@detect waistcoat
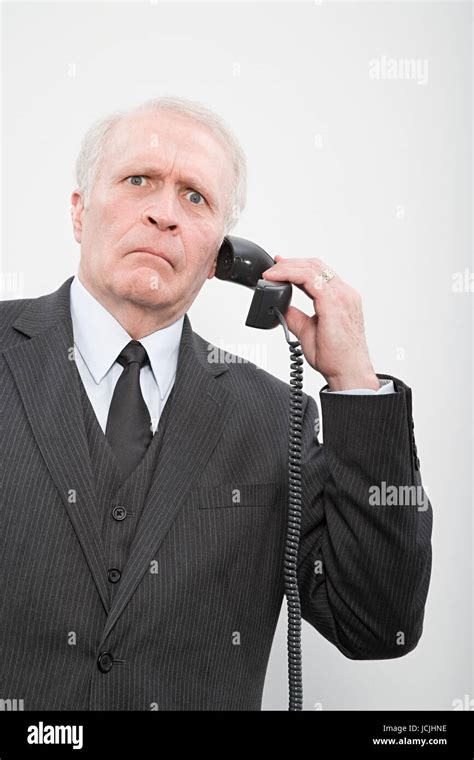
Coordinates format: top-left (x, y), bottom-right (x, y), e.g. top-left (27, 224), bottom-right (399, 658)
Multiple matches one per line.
top-left (77, 374), bottom-right (175, 606)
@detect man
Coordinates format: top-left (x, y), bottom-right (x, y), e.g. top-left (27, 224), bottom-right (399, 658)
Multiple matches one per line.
top-left (0, 96), bottom-right (432, 711)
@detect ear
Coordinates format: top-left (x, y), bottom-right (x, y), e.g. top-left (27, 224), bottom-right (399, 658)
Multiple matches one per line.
top-left (207, 256), bottom-right (218, 280)
top-left (70, 189), bottom-right (85, 244)
top-left (207, 251), bottom-right (219, 280)
top-left (208, 231), bottom-right (227, 279)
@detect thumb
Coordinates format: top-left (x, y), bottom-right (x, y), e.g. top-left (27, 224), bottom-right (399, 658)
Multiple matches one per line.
top-left (280, 304), bottom-right (312, 339)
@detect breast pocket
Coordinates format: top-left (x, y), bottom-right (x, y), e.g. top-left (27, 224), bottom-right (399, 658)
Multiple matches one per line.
top-left (194, 482), bottom-right (280, 509)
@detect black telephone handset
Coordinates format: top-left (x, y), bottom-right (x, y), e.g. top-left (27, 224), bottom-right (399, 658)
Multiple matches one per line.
top-left (215, 235), bottom-right (304, 711)
top-left (215, 235), bottom-right (292, 329)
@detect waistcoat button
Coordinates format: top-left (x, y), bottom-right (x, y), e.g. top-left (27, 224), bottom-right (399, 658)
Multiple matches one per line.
top-left (108, 568), bottom-right (121, 583)
top-left (112, 505), bottom-right (127, 521)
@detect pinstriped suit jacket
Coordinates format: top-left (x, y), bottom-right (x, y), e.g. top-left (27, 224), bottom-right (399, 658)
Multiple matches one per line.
top-left (0, 276), bottom-right (433, 710)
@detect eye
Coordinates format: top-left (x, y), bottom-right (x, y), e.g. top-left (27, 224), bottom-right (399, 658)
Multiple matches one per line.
top-left (125, 175), bottom-right (149, 187)
top-left (185, 189), bottom-right (206, 205)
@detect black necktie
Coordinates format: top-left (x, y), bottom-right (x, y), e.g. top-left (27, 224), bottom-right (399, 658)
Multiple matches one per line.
top-left (105, 340), bottom-right (153, 480)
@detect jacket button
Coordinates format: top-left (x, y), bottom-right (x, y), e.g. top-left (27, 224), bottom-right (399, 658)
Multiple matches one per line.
top-left (97, 651), bottom-right (114, 673)
top-left (112, 505), bottom-right (127, 521)
top-left (108, 568), bottom-right (121, 583)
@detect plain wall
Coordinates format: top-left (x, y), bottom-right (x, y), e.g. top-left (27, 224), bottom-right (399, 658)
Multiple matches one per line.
top-left (1, 0), bottom-right (471, 710)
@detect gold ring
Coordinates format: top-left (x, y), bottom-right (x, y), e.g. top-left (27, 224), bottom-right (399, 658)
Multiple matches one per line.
top-left (321, 268), bottom-right (335, 283)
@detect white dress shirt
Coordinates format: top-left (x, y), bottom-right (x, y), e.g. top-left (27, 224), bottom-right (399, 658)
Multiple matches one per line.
top-left (70, 275), bottom-right (184, 435)
top-left (322, 378), bottom-right (395, 394)
top-left (69, 275), bottom-right (395, 437)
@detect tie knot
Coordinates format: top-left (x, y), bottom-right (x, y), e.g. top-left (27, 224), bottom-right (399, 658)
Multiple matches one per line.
top-left (116, 340), bottom-right (150, 369)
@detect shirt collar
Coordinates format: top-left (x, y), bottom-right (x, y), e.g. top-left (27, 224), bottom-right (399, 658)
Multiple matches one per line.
top-left (69, 274), bottom-right (184, 400)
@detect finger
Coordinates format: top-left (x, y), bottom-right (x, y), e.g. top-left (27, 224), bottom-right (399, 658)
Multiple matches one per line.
top-left (270, 256), bottom-right (337, 275)
top-left (263, 263), bottom-right (338, 301)
top-left (281, 304), bottom-right (313, 339)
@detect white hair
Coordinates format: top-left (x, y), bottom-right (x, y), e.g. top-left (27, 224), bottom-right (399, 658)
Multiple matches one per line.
top-left (74, 96), bottom-right (247, 235)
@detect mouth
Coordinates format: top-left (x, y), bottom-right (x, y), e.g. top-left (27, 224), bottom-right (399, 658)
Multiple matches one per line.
top-left (131, 248), bottom-right (172, 265)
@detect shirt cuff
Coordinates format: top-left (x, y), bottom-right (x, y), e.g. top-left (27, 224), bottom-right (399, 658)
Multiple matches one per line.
top-left (321, 378), bottom-right (395, 395)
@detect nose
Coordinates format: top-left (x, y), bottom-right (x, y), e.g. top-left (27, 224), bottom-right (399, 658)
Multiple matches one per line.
top-left (141, 187), bottom-right (179, 232)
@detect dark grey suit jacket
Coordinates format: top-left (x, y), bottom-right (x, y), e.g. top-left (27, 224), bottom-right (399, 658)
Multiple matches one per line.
top-left (0, 276), bottom-right (433, 710)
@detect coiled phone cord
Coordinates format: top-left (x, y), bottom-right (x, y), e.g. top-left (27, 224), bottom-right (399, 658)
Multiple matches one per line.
top-left (273, 307), bottom-right (304, 711)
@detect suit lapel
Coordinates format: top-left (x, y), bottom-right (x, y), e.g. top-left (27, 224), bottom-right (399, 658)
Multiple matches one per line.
top-left (3, 277), bottom-right (110, 612)
top-left (4, 277), bottom-right (238, 639)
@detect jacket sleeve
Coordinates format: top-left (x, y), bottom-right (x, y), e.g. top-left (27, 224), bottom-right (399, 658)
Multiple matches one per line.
top-left (295, 374), bottom-right (433, 660)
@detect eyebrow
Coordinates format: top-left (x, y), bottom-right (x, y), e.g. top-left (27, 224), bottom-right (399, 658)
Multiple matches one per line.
top-left (116, 163), bottom-right (217, 203)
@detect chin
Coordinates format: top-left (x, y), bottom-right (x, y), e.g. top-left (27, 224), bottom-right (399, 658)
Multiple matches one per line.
top-left (112, 267), bottom-right (174, 308)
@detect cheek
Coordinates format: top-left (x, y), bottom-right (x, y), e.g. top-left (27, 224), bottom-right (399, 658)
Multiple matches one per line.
top-left (185, 218), bottom-right (221, 253)
top-left (88, 187), bottom-right (131, 230)
top-left (99, 200), bottom-right (131, 234)
top-left (184, 235), bottom-right (218, 274)
top-left (83, 202), bottom-right (127, 272)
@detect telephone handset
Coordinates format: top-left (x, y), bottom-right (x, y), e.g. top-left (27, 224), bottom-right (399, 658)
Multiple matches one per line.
top-left (215, 235), bottom-right (292, 329)
top-left (215, 235), bottom-right (304, 711)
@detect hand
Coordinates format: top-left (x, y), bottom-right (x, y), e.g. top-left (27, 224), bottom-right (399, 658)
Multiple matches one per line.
top-left (262, 255), bottom-right (380, 391)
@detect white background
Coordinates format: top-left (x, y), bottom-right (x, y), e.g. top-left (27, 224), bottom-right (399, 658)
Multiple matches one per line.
top-left (1, 0), bottom-right (472, 710)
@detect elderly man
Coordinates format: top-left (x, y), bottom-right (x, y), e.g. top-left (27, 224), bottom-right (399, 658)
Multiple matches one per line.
top-left (0, 96), bottom-right (432, 711)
